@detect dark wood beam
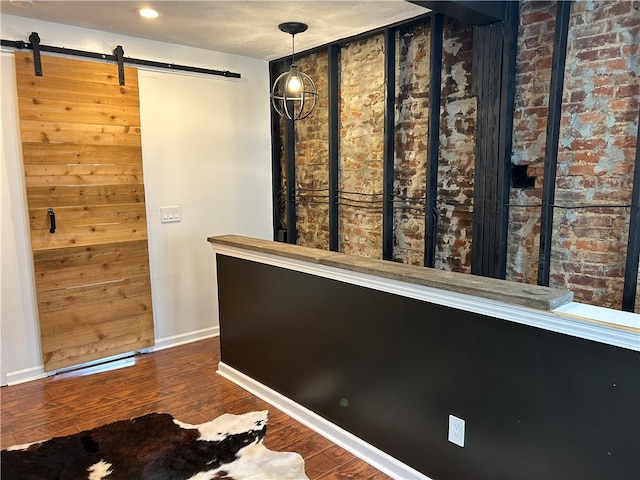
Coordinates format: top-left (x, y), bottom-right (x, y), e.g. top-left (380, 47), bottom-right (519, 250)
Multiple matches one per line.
top-left (537, 1), bottom-right (572, 286)
top-left (409, 1), bottom-right (506, 25)
top-left (270, 60), bottom-right (285, 242)
top-left (424, 13), bottom-right (443, 268)
top-left (622, 109), bottom-right (640, 312)
top-left (471, 22), bottom-right (503, 277)
top-left (496, 1), bottom-right (519, 278)
top-left (328, 45), bottom-right (340, 252)
top-left (285, 110), bottom-right (297, 244)
top-left (382, 28), bottom-right (396, 261)
top-left (470, 2), bottom-right (519, 278)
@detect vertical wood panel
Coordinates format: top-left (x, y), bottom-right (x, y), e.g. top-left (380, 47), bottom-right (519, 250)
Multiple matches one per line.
top-left (471, 9), bottom-right (518, 279)
top-left (487, 24), bottom-right (502, 276)
top-left (15, 52), bottom-right (154, 371)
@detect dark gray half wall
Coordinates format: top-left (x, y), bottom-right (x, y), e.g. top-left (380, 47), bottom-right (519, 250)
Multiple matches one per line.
top-left (216, 254), bottom-right (640, 479)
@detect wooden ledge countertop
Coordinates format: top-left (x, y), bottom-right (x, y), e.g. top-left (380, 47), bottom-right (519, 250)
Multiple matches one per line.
top-left (208, 235), bottom-right (574, 311)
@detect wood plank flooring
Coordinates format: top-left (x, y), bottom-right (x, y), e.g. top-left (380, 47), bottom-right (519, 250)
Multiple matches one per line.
top-left (0, 337), bottom-right (394, 480)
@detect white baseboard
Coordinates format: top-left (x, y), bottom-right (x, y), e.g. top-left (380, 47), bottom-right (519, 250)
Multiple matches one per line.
top-left (6, 366), bottom-right (47, 385)
top-left (217, 362), bottom-right (431, 480)
top-left (5, 327), bottom-right (220, 385)
top-left (146, 326), bottom-right (219, 352)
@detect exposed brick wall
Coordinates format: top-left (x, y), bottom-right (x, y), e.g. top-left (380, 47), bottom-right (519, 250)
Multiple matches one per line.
top-left (339, 34), bottom-right (386, 258)
top-left (550, 0), bottom-right (638, 309)
top-left (393, 23), bottom-right (430, 266)
top-left (507, 0), bottom-right (556, 284)
top-left (276, 1), bottom-right (638, 310)
top-left (508, 0), bottom-right (639, 309)
top-left (435, 19), bottom-right (475, 273)
top-left (295, 51), bottom-right (330, 250)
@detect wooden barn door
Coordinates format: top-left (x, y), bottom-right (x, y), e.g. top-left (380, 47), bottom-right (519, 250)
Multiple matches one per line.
top-left (15, 52), bottom-right (154, 372)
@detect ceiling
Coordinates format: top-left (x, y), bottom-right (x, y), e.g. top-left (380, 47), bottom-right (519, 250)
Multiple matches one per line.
top-left (0, 1), bottom-right (430, 61)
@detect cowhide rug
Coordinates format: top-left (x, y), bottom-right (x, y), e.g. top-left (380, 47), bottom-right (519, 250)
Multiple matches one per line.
top-left (1, 410), bottom-right (309, 480)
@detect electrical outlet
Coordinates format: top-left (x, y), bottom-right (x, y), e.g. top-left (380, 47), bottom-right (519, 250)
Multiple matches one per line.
top-left (448, 414), bottom-right (465, 447)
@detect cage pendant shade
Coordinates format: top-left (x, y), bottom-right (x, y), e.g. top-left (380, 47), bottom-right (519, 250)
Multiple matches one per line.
top-left (270, 22), bottom-right (318, 121)
top-left (271, 66), bottom-right (318, 120)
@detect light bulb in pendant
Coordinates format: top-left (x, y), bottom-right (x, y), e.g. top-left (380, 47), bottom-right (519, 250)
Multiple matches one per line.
top-left (286, 66), bottom-right (302, 94)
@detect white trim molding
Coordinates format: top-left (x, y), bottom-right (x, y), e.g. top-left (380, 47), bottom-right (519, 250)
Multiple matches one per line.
top-left (211, 244), bottom-right (640, 352)
top-left (5, 366), bottom-right (48, 386)
top-left (147, 326), bottom-right (219, 352)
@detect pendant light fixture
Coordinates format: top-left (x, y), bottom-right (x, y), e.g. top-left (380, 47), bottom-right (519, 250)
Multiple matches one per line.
top-left (270, 22), bottom-right (318, 121)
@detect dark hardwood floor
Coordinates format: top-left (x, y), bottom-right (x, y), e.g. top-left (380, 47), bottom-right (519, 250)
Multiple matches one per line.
top-left (0, 337), bottom-right (393, 479)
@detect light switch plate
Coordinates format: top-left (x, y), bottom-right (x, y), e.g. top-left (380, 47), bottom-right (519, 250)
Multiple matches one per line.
top-left (160, 206), bottom-right (181, 223)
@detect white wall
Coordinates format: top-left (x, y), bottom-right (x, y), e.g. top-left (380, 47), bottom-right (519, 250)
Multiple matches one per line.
top-left (0, 15), bottom-right (273, 384)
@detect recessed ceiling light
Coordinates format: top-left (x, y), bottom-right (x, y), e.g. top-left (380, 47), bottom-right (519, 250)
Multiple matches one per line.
top-left (136, 7), bottom-right (159, 19)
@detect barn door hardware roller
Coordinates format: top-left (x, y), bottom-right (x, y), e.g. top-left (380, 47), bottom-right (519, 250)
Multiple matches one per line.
top-left (113, 45), bottom-right (125, 85)
top-left (29, 32), bottom-right (42, 76)
top-left (47, 207), bottom-right (56, 234)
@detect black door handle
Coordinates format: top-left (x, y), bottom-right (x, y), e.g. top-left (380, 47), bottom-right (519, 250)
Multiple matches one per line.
top-left (48, 207), bottom-right (56, 234)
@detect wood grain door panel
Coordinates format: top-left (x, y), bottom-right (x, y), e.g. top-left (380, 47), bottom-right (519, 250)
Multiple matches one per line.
top-left (15, 52), bottom-right (155, 371)
top-left (22, 144), bottom-right (143, 165)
